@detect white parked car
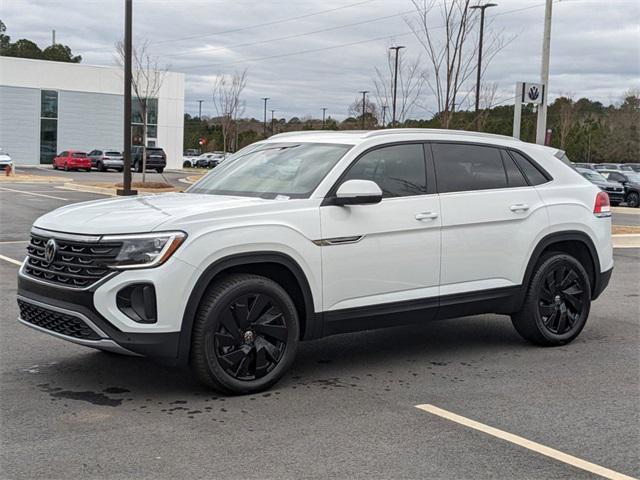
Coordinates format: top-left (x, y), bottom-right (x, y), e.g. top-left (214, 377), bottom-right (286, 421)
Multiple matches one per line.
top-left (0, 148), bottom-right (13, 170)
top-left (17, 129), bottom-right (613, 394)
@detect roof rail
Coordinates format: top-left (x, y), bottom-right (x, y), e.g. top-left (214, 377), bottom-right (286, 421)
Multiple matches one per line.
top-left (269, 130), bottom-right (368, 139)
top-left (363, 128), bottom-right (519, 141)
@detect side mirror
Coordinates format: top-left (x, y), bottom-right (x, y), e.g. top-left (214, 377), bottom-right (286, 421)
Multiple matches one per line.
top-left (330, 179), bottom-right (383, 206)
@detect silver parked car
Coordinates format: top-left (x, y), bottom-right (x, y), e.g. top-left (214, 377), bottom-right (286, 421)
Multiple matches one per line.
top-left (87, 149), bottom-right (124, 172)
top-left (0, 148), bottom-right (13, 171)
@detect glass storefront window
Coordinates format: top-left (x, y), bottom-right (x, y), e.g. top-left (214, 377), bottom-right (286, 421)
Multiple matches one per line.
top-left (40, 119), bottom-right (57, 164)
top-left (41, 90), bottom-right (58, 118)
top-left (131, 97), bottom-right (158, 145)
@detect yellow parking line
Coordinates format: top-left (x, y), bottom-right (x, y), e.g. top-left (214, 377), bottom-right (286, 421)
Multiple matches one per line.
top-left (415, 404), bottom-right (637, 480)
top-left (0, 254), bottom-right (23, 266)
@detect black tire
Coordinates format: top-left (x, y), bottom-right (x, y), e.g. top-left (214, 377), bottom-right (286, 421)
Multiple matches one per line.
top-left (511, 252), bottom-right (591, 346)
top-left (64, 163), bottom-right (69, 172)
top-left (190, 273), bottom-right (299, 394)
top-left (98, 161), bottom-right (106, 172)
top-left (156, 167), bottom-right (164, 174)
top-left (610, 201), bottom-right (620, 207)
top-left (183, 161), bottom-right (191, 168)
top-left (626, 191), bottom-right (639, 208)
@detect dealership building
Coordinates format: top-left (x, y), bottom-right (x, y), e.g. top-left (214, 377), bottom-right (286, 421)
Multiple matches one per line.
top-left (0, 56), bottom-right (185, 169)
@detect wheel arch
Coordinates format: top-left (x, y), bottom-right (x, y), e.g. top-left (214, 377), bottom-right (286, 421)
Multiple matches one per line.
top-left (519, 231), bottom-right (602, 308)
top-left (177, 251), bottom-right (318, 364)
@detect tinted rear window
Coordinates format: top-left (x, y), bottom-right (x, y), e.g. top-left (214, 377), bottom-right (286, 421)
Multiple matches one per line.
top-left (72, 152), bottom-right (87, 157)
top-left (501, 151), bottom-right (528, 187)
top-left (432, 143), bottom-right (507, 193)
top-left (509, 151), bottom-right (549, 185)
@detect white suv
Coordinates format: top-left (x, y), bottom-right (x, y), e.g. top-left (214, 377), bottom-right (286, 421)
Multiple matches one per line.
top-left (17, 129), bottom-right (613, 394)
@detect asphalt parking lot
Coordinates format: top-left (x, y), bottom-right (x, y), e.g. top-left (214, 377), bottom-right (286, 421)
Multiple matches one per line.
top-left (1, 181), bottom-right (639, 479)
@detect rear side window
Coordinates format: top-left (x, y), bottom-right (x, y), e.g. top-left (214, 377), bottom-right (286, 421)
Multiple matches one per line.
top-left (501, 151), bottom-right (528, 187)
top-left (509, 151), bottom-right (549, 185)
top-left (432, 143), bottom-right (507, 193)
top-left (105, 151), bottom-right (121, 156)
top-left (72, 152), bottom-right (87, 157)
top-left (341, 144), bottom-right (427, 198)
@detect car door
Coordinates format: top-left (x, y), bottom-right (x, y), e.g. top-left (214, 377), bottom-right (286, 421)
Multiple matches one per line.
top-left (431, 143), bottom-right (549, 296)
top-left (319, 143), bottom-right (441, 319)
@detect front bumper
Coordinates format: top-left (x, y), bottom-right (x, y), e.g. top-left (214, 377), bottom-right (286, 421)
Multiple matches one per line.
top-left (16, 256), bottom-right (198, 362)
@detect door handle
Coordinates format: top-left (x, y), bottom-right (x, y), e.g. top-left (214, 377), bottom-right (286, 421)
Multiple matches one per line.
top-left (415, 212), bottom-right (439, 221)
top-left (510, 204), bottom-right (530, 212)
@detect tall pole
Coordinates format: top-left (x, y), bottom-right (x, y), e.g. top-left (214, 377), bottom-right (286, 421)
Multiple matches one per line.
top-left (262, 97), bottom-right (269, 137)
top-left (197, 100), bottom-right (204, 119)
top-left (536, 0), bottom-right (553, 145)
top-left (470, 4), bottom-right (497, 132)
top-left (359, 91), bottom-right (369, 129)
top-left (118, 0), bottom-right (135, 196)
top-left (271, 109), bottom-right (275, 134)
top-left (321, 107), bottom-right (327, 129)
top-left (389, 46), bottom-right (405, 127)
top-left (52, 29), bottom-right (56, 45)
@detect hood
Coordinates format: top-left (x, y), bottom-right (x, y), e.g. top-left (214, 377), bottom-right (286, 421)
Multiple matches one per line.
top-left (33, 192), bottom-right (272, 235)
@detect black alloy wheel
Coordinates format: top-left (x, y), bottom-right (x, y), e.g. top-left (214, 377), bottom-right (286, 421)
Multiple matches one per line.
top-left (511, 253), bottom-right (591, 346)
top-left (190, 273), bottom-right (299, 394)
top-left (538, 263), bottom-right (586, 335)
top-left (211, 293), bottom-right (288, 381)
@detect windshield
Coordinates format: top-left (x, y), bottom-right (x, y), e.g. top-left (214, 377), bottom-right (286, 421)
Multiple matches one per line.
top-left (582, 171), bottom-right (606, 182)
top-left (624, 172), bottom-right (640, 182)
top-left (188, 142), bottom-right (352, 199)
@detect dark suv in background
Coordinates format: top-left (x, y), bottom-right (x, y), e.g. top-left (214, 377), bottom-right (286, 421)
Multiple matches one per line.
top-left (131, 146), bottom-right (166, 173)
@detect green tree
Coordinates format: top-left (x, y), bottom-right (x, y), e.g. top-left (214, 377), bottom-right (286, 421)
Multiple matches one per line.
top-left (0, 20), bottom-right (82, 62)
top-left (42, 44), bottom-right (81, 63)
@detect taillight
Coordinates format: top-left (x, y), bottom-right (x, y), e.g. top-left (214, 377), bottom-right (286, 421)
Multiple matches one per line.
top-left (594, 191), bottom-right (611, 217)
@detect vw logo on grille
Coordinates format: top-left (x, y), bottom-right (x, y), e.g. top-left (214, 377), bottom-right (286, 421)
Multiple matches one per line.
top-left (44, 238), bottom-right (57, 265)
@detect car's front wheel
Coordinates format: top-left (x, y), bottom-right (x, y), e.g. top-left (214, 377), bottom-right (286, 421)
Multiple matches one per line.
top-left (511, 252), bottom-right (591, 346)
top-left (190, 274), bottom-right (299, 394)
top-left (626, 191), bottom-right (639, 208)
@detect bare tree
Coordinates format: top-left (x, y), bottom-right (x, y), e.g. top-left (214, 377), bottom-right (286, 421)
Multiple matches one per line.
top-left (372, 46), bottom-right (426, 126)
top-left (347, 96), bottom-right (378, 129)
top-left (556, 96), bottom-right (575, 150)
top-left (475, 81), bottom-right (500, 131)
top-left (116, 40), bottom-right (168, 182)
top-left (406, 0), bottom-right (507, 128)
top-left (212, 69), bottom-right (247, 156)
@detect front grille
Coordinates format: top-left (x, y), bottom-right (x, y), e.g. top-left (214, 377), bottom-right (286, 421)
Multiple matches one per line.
top-left (18, 299), bottom-right (101, 340)
top-left (24, 233), bottom-right (122, 288)
top-left (605, 187), bottom-right (623, 193)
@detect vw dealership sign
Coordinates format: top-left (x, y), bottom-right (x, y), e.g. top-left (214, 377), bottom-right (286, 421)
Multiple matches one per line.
top-left (521, 82), bottom-right (544, 105)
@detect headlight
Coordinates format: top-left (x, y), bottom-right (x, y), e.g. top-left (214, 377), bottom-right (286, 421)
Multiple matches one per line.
top-left (101, 231), bottom-right (187, 270)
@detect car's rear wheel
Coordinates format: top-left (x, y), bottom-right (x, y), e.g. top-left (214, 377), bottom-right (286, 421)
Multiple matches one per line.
top-left (64, 163), bottom-right (69, 171)
top-left (98, 161), bottom-right (106, 172)
top-left (626, 191), bottom-right (639, 208)
top-left (511, 252), bottom-right (591, 346)
top-left (190, 274), bottom-right (299, 394)
top-left (156, 167), bottom-right (164, 174)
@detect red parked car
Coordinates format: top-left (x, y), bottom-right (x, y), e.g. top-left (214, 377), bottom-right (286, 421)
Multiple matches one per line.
top-left (52, 150), bottom-right (92, 171)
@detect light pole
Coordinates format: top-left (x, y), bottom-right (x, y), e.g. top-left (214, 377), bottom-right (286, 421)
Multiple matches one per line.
top-left (359, 91), bottom-right (369, 129)
top-left (271, 109), bottom-right (276, 135)
top-left (470, 3), bottom-right (497, 131)
top-left (197, 99), bottom-right (204, 119)
top-left (118, 0), bottom-right (135, 196)
top-left (262, 97), bottom-right (269, 137)
top-left (536, 0), bottom-right (553, 145)
top-left (321, 107), bottom-right (327, 129)
top-left (389, 46), bottom-right (405, 127)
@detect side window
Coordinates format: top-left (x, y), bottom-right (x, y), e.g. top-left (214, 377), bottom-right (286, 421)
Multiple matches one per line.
top-left (609, 173), bottom-right (624, 182)
top-left (341, 144), bottom-right (427, 198)
top-left (501, 150), bottom-right (528, 187)
top-left (432, 143), bottom-right (507, 193)
top-left (509, 151), bottom-right (549, 185)
top-left (60, 151), bottom-right (67, 157)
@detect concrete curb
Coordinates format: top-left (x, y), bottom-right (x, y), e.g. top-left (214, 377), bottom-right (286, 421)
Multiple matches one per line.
top-left (0, 176), bottom-right (70, 184)
top-left (60, 183), bottom-right (116, 196)
top-left (612, 234), bottom-right (640, 249)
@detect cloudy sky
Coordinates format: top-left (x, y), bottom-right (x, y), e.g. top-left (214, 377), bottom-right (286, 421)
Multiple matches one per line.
top-left (2, 0), bottom-right (639, 120)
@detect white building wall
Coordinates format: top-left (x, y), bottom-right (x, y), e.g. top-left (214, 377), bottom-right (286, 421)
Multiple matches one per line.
top-left (0, 56), bottom-right (185, 168)
top-left (0, 86), bottom-right (40, 165)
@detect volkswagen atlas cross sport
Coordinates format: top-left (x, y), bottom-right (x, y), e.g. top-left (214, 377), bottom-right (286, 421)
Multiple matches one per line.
top-left (17, 129), bottom-right (613, 394)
